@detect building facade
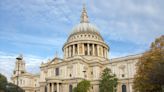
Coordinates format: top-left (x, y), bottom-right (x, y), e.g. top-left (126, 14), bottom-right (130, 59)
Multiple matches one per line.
top-left (11, 5), bottom-right (142, 92)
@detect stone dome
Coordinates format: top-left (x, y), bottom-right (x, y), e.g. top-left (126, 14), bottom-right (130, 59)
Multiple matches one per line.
top-left (67, 22), bottom-right (104, 42)
top-left (71, 23), bottom-right (100, 35)
top-left (63, 5), bottom-right (109, 60)
top-left (67, 6), bottom-right (103, 42)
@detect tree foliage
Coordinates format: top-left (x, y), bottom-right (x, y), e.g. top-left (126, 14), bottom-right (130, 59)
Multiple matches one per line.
top-left (0, 73), bottom-right (8, 92)
top-left (99, 68), bottom-right (118, 92)
top-left (6, 83), bottom-right (25, 92)
top-left (73, 80), bottom-right (90, 92)
top-left (0, 73), bottom-right (24, 92)
top-left (134, 35), bottom-right (164, 92)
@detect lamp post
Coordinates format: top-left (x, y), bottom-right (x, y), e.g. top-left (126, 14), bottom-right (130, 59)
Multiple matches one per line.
top-left (16, 55), bottom-right (22, 92)
top-left (6, 84), bottom-right (9, 92)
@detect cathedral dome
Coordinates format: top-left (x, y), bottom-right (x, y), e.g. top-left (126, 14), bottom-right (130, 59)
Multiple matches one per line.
top-left (67, 5), bottom-right (103, 42)
top-left (63, 5), bottom-right (109, 60)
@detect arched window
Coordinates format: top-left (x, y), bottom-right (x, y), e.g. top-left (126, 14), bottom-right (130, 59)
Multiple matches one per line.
top-left (122, 84), bottom-right (127, 92)
top-left (69, 85), bottom-right (73, 92)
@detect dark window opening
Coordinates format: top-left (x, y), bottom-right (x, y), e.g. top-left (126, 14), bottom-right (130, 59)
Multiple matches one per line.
top-left (89, 44), bottom-right (92, 55)
top-left (95, 44), bottom-right (98, 56)
top-left (84, 43), bottom-right (87, 55)
top-left (122, 84), bottom-right (127, 92)
top-left (75, 44), bottom-right (77, 54)
top-left (70, 74), bottom-right (72, 77)
top-left (56, 68), bottom-right (59, 76)
top-left (21, 71), bottom-right (24, 74)
top-left (122, 74), bottom-right (125, 77)
top-left (91, 71), bottom-right (93, 75)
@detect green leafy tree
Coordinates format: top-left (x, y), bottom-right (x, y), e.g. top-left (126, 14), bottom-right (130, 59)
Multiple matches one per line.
top-left (0, 73), bottom-right (24, 92)
top-left (6, 83), bottom-right (25, 92)
top-left (0, 73), bottom-right (8, 92)
top-left (134, 35), bottom-right (164, 92)
top-left (73, 80), bottom-right (90, 92)
top-left (99, 68), bottom-right (118, 92)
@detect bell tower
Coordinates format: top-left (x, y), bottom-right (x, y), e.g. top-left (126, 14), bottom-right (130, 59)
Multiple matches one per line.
top-left (13, 54), bottom-right (26, 76)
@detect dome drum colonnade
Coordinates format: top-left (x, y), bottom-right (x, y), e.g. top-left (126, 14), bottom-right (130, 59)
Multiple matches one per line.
top-left (63, 5), bottom-right (109, 59)
top-left (63, 38), bottom-right (109, 59)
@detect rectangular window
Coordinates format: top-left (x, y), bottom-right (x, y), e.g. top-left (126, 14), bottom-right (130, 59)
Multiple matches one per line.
top-left (55, 68), bottom-right (59, 76)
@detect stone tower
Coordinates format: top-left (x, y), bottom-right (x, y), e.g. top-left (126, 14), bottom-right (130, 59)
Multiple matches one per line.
top-left (13, 54), bottom-right (26, 77)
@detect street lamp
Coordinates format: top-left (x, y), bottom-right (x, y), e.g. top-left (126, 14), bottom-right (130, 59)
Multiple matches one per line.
top-left (16, 55), bottom-right (22, 92)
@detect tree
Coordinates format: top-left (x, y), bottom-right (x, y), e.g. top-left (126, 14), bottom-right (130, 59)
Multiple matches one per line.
top-left (6, 83), bottom-right (25, 92)
top-left (99, 68), bottom-right (118, 92)
top-left (134, 35), bottom-right (164, 92)
top-left (0, 73), bottom-right (24, 92)
top-left (73, 80), bottom-right (90, 92)
top-left (0, 73), bottom-right (8, 92)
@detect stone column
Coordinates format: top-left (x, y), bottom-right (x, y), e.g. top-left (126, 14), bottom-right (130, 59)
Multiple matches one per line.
top-left (51, 83), bottom-right (54, 92)
top-left (57, 83), bottom-right (59, 92)
top-left (106, 48), bottom-right (108, 58)
top-left (67, 47), bottom-right (69, 58)
top-left (66, 48), bottom-right (68, 58)
top-left (103, 47), bottom-right (106, 57)
top-left (100, 46), bottom-right (103, 57)
top-left (87, 43), bottom-right (90, 55)
top-left (107, 49), bottom-right (109, 58)
top-left (97, 45), bottom-right (99, 56)
top-left (63, 48), bottom-right (65, 58)
top-left (82, 43), bottom-right (84, 55)
top-left (73, 45), bottom-right (75, 56)
top-left (47, 83), bottom-right (50, 92)
top-left (71, 46), bottom-right (73, 57)
top-left (77, 44), bottom-right (79, 55)
top-left (92, 44), bottom-right (95, 56)
top-left (104, 48), bottom-right (107, 58)
top-left (64, 48), bottom-right (66, 58)
top-left (65, 47), bottom-right (68, 58)
top-left (69, 46), bottom-right (71, 57)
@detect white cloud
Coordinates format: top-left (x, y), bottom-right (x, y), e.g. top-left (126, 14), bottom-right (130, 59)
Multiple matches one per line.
top-left (89, 0), bottom-right (164, 46)
top-left (0, 51), bottom-right (48, 81)
top-left (0, 30), bottom-right (66, 48)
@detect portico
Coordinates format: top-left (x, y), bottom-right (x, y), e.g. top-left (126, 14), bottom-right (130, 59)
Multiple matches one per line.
top-left (46, 79), bottom-right (63, 92)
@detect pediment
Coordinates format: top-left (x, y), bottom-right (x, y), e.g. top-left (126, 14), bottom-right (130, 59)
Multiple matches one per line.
top-left (50, 57), bottom-right (63, 65)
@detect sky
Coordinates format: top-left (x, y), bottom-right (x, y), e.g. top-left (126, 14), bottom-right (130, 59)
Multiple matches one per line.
top-left (0, 0), bottom-right (163, 80)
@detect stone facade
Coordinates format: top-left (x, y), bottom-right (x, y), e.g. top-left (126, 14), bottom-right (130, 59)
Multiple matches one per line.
top-left (11, 5), bottom-right (142, 92)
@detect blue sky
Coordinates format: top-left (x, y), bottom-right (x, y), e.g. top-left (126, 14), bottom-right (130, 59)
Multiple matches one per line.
top-left (0, 0), bottom-right (164, 80)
